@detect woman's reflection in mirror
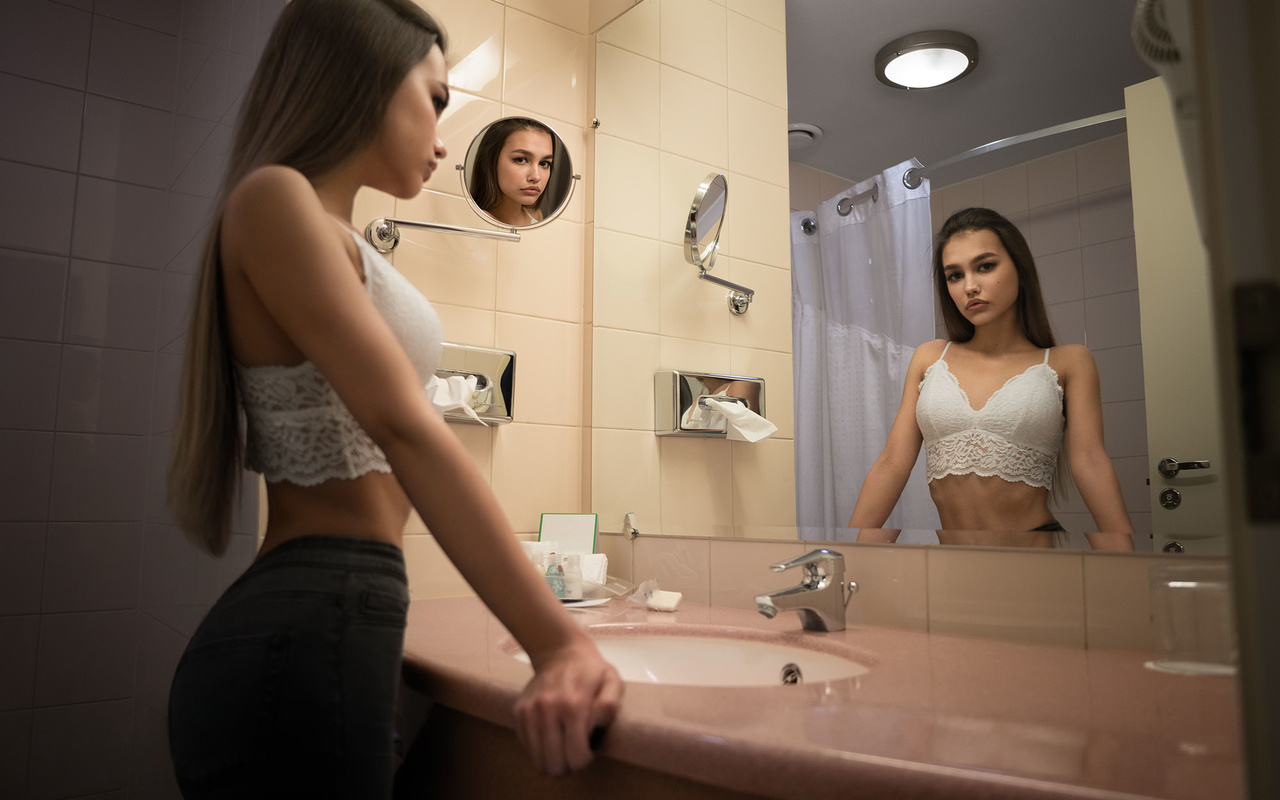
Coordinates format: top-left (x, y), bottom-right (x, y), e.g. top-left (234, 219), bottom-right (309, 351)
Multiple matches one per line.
top-left (848, 208), bottom-right (1135, 552)
top-left (470, 117), bottom-right (556, 226)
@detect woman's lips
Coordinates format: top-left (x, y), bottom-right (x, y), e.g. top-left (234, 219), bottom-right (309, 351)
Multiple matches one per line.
top-left (966, 300), bottom-right (987, 310)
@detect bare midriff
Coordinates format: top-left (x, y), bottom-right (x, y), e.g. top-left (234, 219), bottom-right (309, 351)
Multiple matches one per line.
top-left (927, 472), bottom-right (1055, 531)
top-left (257, 472), bottom-right (411, 556)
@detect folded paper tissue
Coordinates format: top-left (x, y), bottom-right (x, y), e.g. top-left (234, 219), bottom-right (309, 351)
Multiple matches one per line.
top-left (700, 397), bottom-right (777, 442)
top-left (425, 374), bottom-right (486, 424)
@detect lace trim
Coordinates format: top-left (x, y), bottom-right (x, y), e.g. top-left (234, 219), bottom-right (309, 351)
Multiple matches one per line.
top-left (925, 430), bottom-right (1056, 489)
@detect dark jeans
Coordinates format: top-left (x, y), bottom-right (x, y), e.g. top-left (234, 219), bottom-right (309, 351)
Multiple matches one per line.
top-left (168, 536), bottom-right (409, 799)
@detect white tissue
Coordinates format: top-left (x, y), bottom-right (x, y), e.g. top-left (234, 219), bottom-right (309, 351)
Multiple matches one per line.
top-left (425, 374), bottom-right (488, 425)
top-left (579, 553), bottom-right (608, 587)
top-left (701, 397), bottom-right (777, 442)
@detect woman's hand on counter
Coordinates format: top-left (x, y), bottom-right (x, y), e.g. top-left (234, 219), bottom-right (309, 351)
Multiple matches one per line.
top-left (513, 639), bottom-right (624, 775)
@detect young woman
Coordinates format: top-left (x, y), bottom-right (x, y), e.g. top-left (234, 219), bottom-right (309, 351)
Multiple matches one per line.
top-left (165, 1), bottom-right (622, 796)
top-left (469, 117), bottom-right (556, 226)
top-left (848, 207), bottom-right (1135, 550)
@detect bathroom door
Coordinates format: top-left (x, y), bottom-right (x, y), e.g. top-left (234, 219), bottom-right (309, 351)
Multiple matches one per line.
top-left (1127, 78), bottom-right (1230, 555)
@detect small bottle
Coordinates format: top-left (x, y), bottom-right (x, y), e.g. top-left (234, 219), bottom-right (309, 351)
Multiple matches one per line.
top-left (562, 554), bottom-right (583, 601)
top-left (544, 553), bottom-right (566, 599)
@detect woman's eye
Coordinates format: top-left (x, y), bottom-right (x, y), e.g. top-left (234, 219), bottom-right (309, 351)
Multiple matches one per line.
top-left (513, 156), bottom-right (528, 164)
top-left (945, 272), bottom-right (961, 282)
top-left (433, 97), bottom-right (447, 114)
top-left (539, 160), bottom-right (553, 169)
top-left (978, 261), bottom-right (996, 272)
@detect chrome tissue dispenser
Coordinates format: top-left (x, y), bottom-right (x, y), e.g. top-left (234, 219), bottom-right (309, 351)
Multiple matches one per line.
top-left (654, 370), bottom-right (766, 437)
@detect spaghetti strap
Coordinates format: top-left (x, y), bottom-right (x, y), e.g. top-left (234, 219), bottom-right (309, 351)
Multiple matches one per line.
top-left (1043, 348), bottom-right (1051, 364)
top-left (940, 341), bottom-right (952, 359)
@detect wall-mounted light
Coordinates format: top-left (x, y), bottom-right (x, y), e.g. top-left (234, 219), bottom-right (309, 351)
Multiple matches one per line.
top-left (875, 30), bottom-right (978, 90)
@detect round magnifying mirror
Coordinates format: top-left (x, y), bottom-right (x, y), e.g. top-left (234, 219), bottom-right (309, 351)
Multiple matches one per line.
top-left (461, 116), bottom-right (578, 230)
top-left (685, 173), bottom-right (727, 271)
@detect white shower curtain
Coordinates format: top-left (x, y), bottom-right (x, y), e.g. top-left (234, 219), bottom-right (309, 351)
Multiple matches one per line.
top-left (792, 159), bottom-right (939, 537)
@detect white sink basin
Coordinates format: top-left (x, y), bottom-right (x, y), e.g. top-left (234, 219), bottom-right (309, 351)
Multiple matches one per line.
top-left (513, 633), bottom-right (869, 687)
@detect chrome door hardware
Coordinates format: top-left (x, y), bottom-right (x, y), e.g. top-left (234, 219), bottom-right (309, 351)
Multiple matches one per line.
top-left (1157, 457), bottom-right (1211, 478)
top-left (1159, 488), bottom-right (1182, 510)
top-left (1162, 541), bottom-right (1186, 553)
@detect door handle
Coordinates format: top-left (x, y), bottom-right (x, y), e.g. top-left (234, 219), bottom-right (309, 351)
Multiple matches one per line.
top-left (1157, 457), bottom-right (1211, 479)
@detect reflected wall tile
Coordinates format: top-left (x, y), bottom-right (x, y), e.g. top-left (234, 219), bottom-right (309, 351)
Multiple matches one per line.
top-left (72, 178), bottom-right (175, 269)
top-left (1079, 185), bottom-right (1134, 246)
top-left (1085, 291), bottom-right (1141, 349)
top-left (0, 249), bottom-right (67, 342)
top-left (982, 164), bottom-right (1029, 216)
top-left (503, 9), bottom-right (588, 125)
top-left (0, 524), bottom-right (45, 616)
top-left (595, 532), bottom-right (634, 582)
top-left (28, 699), bottom-right (132, 799)
top-left (788, 163), bottom-right (821, 212)
top-left (659, 66), bottom-right (727, 167)
top-left (98, 0), bottom-right (184, 35)
top-left (658, 437), bottom-right (733, 531)
top-left (494, 313), bottom-right (582, 426)
top-left (403, 535), bottom-right (473, 600)
top-left (729, 346), bottom-right (792, 438)
top-left (35, 610), bottom-right (139, 706)
top-left (143, 434), bottom-right (174, 526)
top-left (727, 260), bottom-right (791, 352)
top-left (174, 42), bottom-right (231, 122)
top-left (1026, 199), bottom-right (1080, 257)
top-left (180, 0), bottom-right (236, 48)
top-left (927, 548), bottom-right (1086, 647)
top-left (43, 523), bottom-right (143, 613)
top-left (80, 95), bottom-right (175, 188)
top-left (1084, 554), bottom-right (1159, 650)
top-left (632, 535), bottom-right (710, 604)
top-left (727, 0), bottom-right (785, 31)
top-left (49, 433), bottom-right (148, 522)
top-left (660, 0), bottom-right (726, 85)
top-left (491, 423), bottom-right (582, 532)
top-left (1036, 249), bottom-right (1084, 305)
top-left (0, 340), bottom-right (60, 430)
top-left (392, 191), bottom-right (498, 309)
top-left (88, 15), bottom-right (179, 111)
top-left (0, 73), bottom-right (84, 172)
top-left (658, 151), bottom-right (719, 248)
top-left (1027, 151), bottom-right (1077, 209)
top-left (434, 92), bottom-right (502, 199)
top-left (595, 44), bottom-right (659, 149)
top-left (427, 0), bottom-right (504, 100)
top-left (1082, 236), bottom-right (1138, 297)
top-left (823, 543), bottom-right (928, 631)
top-left (0, 710), bottom-right (32, 797)
top-left (659, 243), bottom-right (732, 344)
top-left (728, 91), bottom-right (788, 189)
top-left (0, 431), bottom-right (55, 522)
top-left (593, 229), bottom-right (661, 334)
top-left (817, 171), bottom-right (856, 210)
top-left (0, 1), bottom-right (91, 89)
top-left (1076, 134), bottom-right (1130, 196)
top-left (708, 539), bottom-right (801, 611)
top-left (724, 173), bottom-right (789, 269)
top-left (0, 162), bottom-right (76, 256)
top-left (726, 10), bottom-right (786, 107)
top-left (64, 260), bottom-right (162, 350)
top-left (509, 0), bottom-right (589, 33)
top-left (595, 0), bottom-right (659, 59)
top-left (591, 327), bottom-right (659, 430)
top-left (496, 220), bottom-right (584, 323)
top-left (57, 346), bottom-right (155, 435)
top-left (156, 271), bottom-right (194, 353)
top-left (0, 616), bottom-right (39, 712)
top-left (170, 113), bottom-right (215, 189)
top-left (134, 611), bottom-right (187, 715)
top-left (171, 123), bottom-right (231, 197)
top-left (592, 428), bottom-right (661, 536)
top-left (130, 698), bottom-right (174, 788)
top-left (1094, 344), bottom-right (1145, 402)
top-left (594, 135), bottom-right (660, 238)
top-left (729, 437), bottom-right (794, 527)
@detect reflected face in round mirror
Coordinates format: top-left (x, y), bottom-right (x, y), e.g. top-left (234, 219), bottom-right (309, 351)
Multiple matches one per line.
top-left (464, 117), bottom-right (576, 229)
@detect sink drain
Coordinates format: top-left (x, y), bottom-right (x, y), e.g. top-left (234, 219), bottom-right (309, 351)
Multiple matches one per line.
top-left (780, 663), bottom-right (803, 685)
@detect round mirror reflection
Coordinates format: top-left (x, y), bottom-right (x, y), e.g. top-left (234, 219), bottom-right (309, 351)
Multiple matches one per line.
top-left (461, 116), bottom-right (577, 230)
top-left (685, 173), bottom-right (727, 271)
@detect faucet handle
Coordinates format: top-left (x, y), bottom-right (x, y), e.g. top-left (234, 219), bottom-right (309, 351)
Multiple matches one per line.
top-left (770, 548), bottom-right (843, 575)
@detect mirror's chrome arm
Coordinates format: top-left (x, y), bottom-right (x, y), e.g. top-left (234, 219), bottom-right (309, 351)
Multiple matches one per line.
top-left (697, 268), bottom-right (755, 315)
top-left (365, 218), bottom-right (520, 253)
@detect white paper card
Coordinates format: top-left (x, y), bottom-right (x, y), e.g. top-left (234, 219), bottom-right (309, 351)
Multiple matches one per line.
top-left (538, 513), bottom-right (598, 555)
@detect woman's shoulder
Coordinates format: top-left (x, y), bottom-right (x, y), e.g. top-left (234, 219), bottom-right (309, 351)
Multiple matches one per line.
top-left (1047, 344), bottom-right (1098, 379)
top-left (913, 338), bottom-right (949, 362)
top-left (226, 165), bottom-right (316, 217)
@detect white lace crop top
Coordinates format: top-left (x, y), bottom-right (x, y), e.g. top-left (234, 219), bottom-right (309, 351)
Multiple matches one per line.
top-left (235, 232), bottom-right (443, 486)
top-left (915, 342), bottom-right (1064, 489)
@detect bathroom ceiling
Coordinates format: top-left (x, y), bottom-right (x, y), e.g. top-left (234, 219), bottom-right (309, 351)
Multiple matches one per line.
top-left (785, 0), bottom-right (1158, 188)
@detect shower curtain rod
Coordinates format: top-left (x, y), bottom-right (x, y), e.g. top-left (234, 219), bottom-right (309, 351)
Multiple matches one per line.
top-left (902, 109), bottom-right (1127, 189)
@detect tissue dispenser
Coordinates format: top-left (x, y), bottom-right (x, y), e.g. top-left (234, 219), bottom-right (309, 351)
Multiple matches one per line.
top-left (436, 342), bottom-right (515, 425)
top-left (654, 370), bottom-right (766, 437)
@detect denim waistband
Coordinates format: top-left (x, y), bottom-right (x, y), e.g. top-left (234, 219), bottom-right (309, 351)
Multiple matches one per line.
top-left (250, 535), bottom-right (407, 580)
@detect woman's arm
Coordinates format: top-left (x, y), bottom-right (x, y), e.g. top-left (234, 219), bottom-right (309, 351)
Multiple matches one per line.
top-left (222, 167), bottom-right (621, 774)
top-left (847, 342), bottom-right (937, 529)
top-left (1058, 345), bottom-right (1136, 546)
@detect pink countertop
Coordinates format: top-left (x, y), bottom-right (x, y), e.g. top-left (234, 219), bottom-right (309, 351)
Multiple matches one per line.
top-left (401, 596), bottom-right (1242, 800)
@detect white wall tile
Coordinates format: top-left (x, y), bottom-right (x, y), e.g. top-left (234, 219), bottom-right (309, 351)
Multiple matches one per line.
top-left (724, 172), bottom-right (790, 268)
top-left (494, 314), bottom-right (582, 426)
top-left (0, 249), bottom-right (68, 342)
top-left (1026, 198), bottom-right (1080, 257)
top-left (594, 135), bottom-right (660, 238)
top-left (632, 534), bottom-right (710, 602)
top-left (593, 229), bottom-right (661, 334)
top-left (43, 523), bottom-right (143, 613)
top-left (1082, 236), bottom-right (1139, 300)
top-left (0, 1), bottom-right (92, 89)
top-left (728, 91), bottom-right (788, 189)
top-left (63, 260), bottom-right (162, 350)
top-left (1101, 400), bottom-right (1149, 459)
top-left (659, 437), bottom-right (733, 532)
top-left (0, 73), bottom-right (84, 172)
top-left (1114, 455), bottom-right (1151, 513)
top-left (730, 437), bottom-right (794, 526)
top-left (0, 616), bottom-right (40, 711)
top-left (591, 327), bottom-right (660, 429)
top-left (660, 0), bottom-right (726, 85)
top-left (0, 432), bottom-right (56, 522)
top-left (1084, 291), bottom-right (1142, 349)
top-left (0, 162), bottom-right (77, 255)
top-left (659, 243), bottom-right (732, 343)
top-left (1035, 249), bottom-right (1084, 305)
top-left (133, 609), bottom-right (189, 713)
top-left (35, 610), bottom-right (139, 706)
top-left (79, 95), bottom-right (175, 188)
top-left (1048, 300), bottom-right (1086, 345)
top-left (88, 16), bottom-right (179, 111)
top-left (594, 44), bottom-right (660, 148)
top-left (982, 164), bottom-right (1029, 216)
top-left (1026, 151), bottom-right (1077, 209)
top-left (502, 9), bottom-right (588, 125)
top-left (1075, 134), bottom-right (1130, 196)
top-left (495, 219), bottom-right (585, 323)
top-left (659, 65), bottom-right (727, 167)
top-left (49, 433), bottom-right (148, 521)
top-left (491, 423), bottom-right (583, 532)
top-left (595, 0), bottom-right (659, 60)
top-left (57, 347), bottom-right (155, 435)
top-left (508, 0), bottom-right (590, 34)
top-left (0, 340), bottom-right (61, 431)
top-left (592, 428), bottom-right (661, 534)
top-left (171, 122), bottom-right (231, 197)
top-left (726, 0), bottom-right (785, 32)
top-left (726, 10), bottom-right (786, 107)
top-left (1094, 345), bottom-right (1146, 402)
top-left (28, 699), bottom-right (132, 799)
top-left (72, 178), bottom-right (175, 269)
top-left (1079, 185), bottom-right (1134, 246)
top-left (150, 352), bottom-right (182, 435)
top-left (727, 260), bottom-right (791, 352)
top-left (175, 41), bottom-right (232, 122)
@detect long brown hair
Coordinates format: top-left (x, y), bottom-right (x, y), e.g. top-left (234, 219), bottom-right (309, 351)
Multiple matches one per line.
top-left (168, 0), bottom-right (448, 554)
top-left (931, 207), bottom-right (1072, 500)
top-left (469, 117), bottom-right (556, 216)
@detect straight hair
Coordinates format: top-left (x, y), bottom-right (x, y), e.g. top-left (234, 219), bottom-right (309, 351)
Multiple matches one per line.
top-left (168, 0), bottom-right (448, 554)
top-left (469, 117), bottom-right (556, 217)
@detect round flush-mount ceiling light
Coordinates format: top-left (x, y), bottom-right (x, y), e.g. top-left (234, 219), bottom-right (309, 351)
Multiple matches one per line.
top-left (875, 30), bottom-right (979, 90)
top-left (788, 123), bottom-right (823, 151)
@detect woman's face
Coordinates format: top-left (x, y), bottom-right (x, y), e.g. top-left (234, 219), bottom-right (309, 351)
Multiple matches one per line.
top-left (368, 45), bottom-right (450, 199)
top-left (940, 229), bottom-right (1021, 326)
top-left (494, 129), bottom-right (554, 209)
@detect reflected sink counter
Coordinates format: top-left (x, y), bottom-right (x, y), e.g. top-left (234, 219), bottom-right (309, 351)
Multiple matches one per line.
top-left (400, 597), bottom-right (1241, 800)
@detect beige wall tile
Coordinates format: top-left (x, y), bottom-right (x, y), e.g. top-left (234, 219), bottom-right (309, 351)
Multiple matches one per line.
top-left (658, 335), bottom-right (732, 375)
top-left (492, 423), bottom-right (583, 532)
top-left (823, 543), bottom-right (929, 631)
top-left (496, 219), bottom-right (584, 323)
top-left (1027, 150), bottom-right (1079, 209)
top-left (938, 177), bottom-right (984, 219)
top-left (730, 437), bottom-right (794, 527)
top-left (1076, 134), bottom-right (1130, 196)
top-left (724, 173), bottom-right (789, 268)
top-left (593, 229), bottom-right (661, 334)
top-left (788, 162), bottom-right (821, 212)
top-left (659, 0), bottom-right (726, 86)
top-left (659, 437), bottom-right (733, 533)
top-left (595, 0), bottom-right (659, 59)
top-left (594, 44), bottom-right (659, 148)
top-left (726, 11), bottom-right (786, 107)
top-left (592, 428), bottom-right (661, 535)
top-left (659, 66), bottom-right (728, 167)
top-left (729, 346), bottom-right (792, 438)
top-left (594, 134), bottom-right (661, 238)
top-left (726, 0), bottom-right (784, 32)
top-left (727, 259), bottom-right (791, 352)
top-left (816, 171), bottom-right (855, 206)
top-left (495, 313), bottom-right (582, 426)
top-left (708, 539), bottom-right (802, 611)
top-left (393, 190), bottom-right (498, 309)
top-left (434, 303), bottom-right (495, 347)
top-left (431, 0), bottom-right (505, 101)
top-left (982, 163), bottom-right (1029, 216)
top-left (436, 93), bottom-right (503, 199)
top-left (503, 10), bottom-right (589, 125)
top-left (591, 326), bottom-right (660, 429)
top-left (927, 548), bottom-right (1087, 647)
top-left (659, 242), bottom-right (733, 343)
top-left (353, 186), bottom-right (395, 233)
top-left (595, 532), bottom-right (635, 581)
top-left (590, 0), bottom-right (643, 34)
top-left (1084, 554), bottom-right (1161, 650)
top-left (508, 0), bottom-right (590, 34)
top-left (632, 534), bottom-right (710, 603)
top-left (659, 152), bottom-right (722, 248)
top-left (728, 91), bottom-right (788, 189)
top-left (404, 534), bottom-right (474, 599)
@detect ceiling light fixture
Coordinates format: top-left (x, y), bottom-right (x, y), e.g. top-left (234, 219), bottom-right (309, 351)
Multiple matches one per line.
top-left (875, 30), bottom-right (979, 90)
top-left (788, 123), bottom-right (823, 150)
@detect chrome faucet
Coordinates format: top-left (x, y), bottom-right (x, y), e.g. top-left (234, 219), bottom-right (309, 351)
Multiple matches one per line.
top-left (755, 549), bottom-right (857, 632)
